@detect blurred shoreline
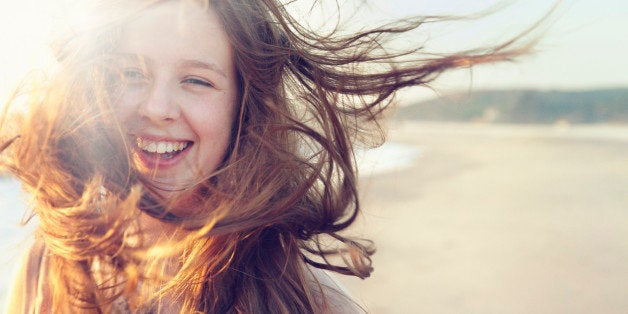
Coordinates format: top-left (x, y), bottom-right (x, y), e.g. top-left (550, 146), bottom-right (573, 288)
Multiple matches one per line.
top-left (388, 121), bottom-right (628, 142)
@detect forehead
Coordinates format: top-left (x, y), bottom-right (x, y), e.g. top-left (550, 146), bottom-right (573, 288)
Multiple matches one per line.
top-left (116, 1), bottom-right (233, 68)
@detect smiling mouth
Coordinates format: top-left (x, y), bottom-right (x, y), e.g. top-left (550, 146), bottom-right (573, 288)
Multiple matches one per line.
top-left (136, 137), bottom-right (192, 160)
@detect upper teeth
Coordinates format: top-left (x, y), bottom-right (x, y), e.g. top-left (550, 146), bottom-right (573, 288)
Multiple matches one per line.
top-left (137, 138), bottom-right (189, 154)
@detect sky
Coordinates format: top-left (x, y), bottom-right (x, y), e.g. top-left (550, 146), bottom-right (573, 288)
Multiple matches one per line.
top-left (0, 0), bottom-right (626, 103)
top-left (368, 0), bottom-right (628, 101)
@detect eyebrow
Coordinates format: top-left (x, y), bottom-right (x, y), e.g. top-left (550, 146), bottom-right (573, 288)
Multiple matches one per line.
top-left (179, 59), bottom-right (228, 78)
top-left (113, 53), bottom-right (228, 78)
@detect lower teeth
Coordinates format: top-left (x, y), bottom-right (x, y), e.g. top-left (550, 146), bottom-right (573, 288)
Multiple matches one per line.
top-left (144, 151), bottom-right (180, 160)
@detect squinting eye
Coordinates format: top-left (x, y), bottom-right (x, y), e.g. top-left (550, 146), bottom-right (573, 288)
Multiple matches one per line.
top-left (182, 78), bottom-right (213, 88)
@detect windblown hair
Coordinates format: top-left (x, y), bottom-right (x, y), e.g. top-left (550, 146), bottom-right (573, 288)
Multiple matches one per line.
top-left (1, 0), bottom-right (541, 312)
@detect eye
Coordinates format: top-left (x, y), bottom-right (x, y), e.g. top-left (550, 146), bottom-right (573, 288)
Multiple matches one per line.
top-left (122, 68), bottom-right (148, 82)
top-left (182, 77), bottom-right (213, 88)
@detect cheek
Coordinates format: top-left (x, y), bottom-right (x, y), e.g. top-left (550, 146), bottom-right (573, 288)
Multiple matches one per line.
top-left (193, 93), bottom-right (236, 131)
top-left (186, 94), bottom-right (237, 154)
top-left (112, 89), bottom-right (145, 122)
top-left (112, 101), bottom-right (132, 127)
top-left (191, 107), bottom-right (235, 145)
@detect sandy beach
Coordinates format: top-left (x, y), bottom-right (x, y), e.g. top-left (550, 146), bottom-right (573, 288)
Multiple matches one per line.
top-left (338, 122), bottom-right (628, 314)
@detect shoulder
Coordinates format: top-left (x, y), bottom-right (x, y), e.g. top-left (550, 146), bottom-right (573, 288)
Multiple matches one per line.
top-left (5, 239), bottom-right (52, 314)
top-left (306, 265), bottom-right (366, 313)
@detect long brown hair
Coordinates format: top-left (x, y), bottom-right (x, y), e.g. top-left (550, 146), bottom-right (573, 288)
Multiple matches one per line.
top-left (1, 0), bottom-right (542, 312)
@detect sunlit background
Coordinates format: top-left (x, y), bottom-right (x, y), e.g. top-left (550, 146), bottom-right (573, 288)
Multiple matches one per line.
top-left (1, 0), bottom-right (627, 312)
top-left (1, 0), bottom-right (627, 99)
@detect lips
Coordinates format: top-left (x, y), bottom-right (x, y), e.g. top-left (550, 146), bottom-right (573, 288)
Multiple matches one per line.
top-left (133, 136), bottom-right (193, 168)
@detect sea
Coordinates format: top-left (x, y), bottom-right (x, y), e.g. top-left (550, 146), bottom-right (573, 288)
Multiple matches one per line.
top-left (0, 142), bottom-right (423, 309)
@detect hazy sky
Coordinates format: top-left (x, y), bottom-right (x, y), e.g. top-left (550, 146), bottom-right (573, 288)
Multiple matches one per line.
top-left (0, 0), bottom-right (626, 102)
top-left (370, 0), bottom-right (628, 100)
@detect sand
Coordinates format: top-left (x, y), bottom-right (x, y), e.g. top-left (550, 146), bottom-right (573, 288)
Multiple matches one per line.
top-left (336, 122), bottom-right (628, 314)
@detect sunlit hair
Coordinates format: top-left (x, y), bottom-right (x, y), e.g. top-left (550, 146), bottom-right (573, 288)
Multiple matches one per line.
top-left (1, 0), bottom-right (543, 312)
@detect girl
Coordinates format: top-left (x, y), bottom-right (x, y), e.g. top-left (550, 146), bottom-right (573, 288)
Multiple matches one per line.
top-left (2, 0), bottom-right (536, 312)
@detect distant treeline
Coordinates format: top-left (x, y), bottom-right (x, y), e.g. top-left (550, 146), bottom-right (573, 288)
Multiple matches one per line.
top-left (395, 88), bottom-right (628, 124)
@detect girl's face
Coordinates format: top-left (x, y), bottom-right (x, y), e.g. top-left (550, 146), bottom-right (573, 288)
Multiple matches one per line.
top-left (114, 2), bottom-right (238, 201)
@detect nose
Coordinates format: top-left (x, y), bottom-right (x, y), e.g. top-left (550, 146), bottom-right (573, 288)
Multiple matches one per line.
top-left (137, 80), bottom-right (181, 124)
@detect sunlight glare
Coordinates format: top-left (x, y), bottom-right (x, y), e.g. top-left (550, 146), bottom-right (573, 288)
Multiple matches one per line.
top-left (0, 1), bottom-right (57, 103)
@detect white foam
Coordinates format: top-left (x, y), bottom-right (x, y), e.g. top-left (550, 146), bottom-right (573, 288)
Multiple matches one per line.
top-left (356, 142), bottom-right (424, 176)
